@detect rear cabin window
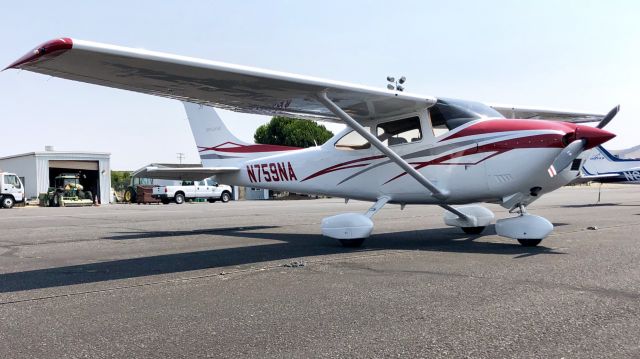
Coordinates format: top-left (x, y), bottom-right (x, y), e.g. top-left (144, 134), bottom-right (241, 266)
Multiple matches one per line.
top-left (376, 117), bottom-right (422, 146)
top-left (334, 128), bottom-right (371, 150)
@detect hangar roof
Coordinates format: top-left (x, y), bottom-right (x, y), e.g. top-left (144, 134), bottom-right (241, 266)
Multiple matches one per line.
top-left (0, 151), bottom-right (110, 161)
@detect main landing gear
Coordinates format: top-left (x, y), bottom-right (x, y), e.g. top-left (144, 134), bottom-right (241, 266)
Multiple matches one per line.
top-left (323, 201), bottom-right (553, 248)
top-left (321, 196), bottom-right (390, 248)
top-left (444, 204), bottom-right (552, 247)
top-left (461, 226), bottom-right (486, 235)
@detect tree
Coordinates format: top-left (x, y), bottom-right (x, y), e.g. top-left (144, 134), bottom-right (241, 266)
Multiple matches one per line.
top-left (111, 171), bottom-right (131, 192)
top-left (254, 116), bottom-right (333, 148)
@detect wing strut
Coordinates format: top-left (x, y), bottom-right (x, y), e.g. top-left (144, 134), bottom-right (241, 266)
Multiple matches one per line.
top-left (439, 204), bottom-right (472, 219)
top-left (317, 91), bottom-right (450, 201)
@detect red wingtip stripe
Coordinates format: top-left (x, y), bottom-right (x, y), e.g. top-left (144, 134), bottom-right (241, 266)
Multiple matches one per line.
top-left (4, 37), bottom-right (73, 71)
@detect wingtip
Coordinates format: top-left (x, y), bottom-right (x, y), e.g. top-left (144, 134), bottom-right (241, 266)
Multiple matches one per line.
top-left (4, 37), bottom-right (73, 71)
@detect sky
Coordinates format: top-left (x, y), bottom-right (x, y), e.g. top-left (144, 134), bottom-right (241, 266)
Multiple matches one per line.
top-left (0, 1), bottom-right (638, 170)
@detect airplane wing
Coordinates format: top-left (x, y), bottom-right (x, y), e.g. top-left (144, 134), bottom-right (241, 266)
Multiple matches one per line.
top-left (133, 166), bottom-right (239, 181)
top-left (580, 173), bottom-right (620, 180)
top-left (5, 38), bottom-right (435, 123)
top-left (488, 103), bottom-right (605, 123)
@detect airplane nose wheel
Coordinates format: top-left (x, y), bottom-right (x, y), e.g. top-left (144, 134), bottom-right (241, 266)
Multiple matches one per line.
top-left (494, 204), bottom-right (552, 247)
top-left (517, 238), bottom-right (542, 247)
top-left (338, 238), bottom-right (366, 248)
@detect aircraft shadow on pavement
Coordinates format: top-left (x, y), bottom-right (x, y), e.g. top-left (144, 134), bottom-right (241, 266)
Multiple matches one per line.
top-left (0, 225), bottom-right (564, 293)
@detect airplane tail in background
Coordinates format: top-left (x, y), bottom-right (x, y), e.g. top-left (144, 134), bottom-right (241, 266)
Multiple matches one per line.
top-left (587, 146), bottom-right (637, 166)
top-left (183, 102), bottom-right (300, 165)
top-left (581, 145), bottom-right (640, 183)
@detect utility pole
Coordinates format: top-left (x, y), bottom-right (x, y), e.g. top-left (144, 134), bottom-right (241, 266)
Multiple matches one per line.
top-left (177, 152), bottom-right (185, 164)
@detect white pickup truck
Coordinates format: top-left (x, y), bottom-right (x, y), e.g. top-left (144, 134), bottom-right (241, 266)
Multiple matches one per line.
top-left (152, 179), bottom-right (232, 204)
top-left (1, 172), bottom-right (25, 209)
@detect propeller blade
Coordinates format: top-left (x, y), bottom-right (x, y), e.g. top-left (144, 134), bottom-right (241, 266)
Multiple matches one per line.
top-left (548, 139), bottom-right (586, 177)
top-left (596, 105), bottom-right (620, 129)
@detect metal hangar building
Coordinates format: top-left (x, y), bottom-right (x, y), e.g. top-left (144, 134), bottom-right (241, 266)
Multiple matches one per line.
top-left (0, 147), bottom-right (111, 204)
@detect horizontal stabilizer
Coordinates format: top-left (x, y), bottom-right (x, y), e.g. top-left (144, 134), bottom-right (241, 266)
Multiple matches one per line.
top-left (133, 166), bottom-right (239, 181)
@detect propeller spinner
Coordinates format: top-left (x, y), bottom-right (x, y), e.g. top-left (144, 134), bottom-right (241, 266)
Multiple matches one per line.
top-left (547, 105), bottom-right (619, 177)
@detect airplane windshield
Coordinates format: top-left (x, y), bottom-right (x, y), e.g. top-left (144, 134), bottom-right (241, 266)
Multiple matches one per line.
top-left (429, 98), bottom-right (504, 136)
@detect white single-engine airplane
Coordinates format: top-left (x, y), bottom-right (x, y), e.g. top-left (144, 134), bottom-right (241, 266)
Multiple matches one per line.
top-left (6, 38), bottom-right (619, 247)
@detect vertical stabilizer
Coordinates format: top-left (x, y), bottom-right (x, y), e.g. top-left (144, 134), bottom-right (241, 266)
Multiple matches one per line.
top-left (184, 102), bottom-right (249, 151)
top-left (182, 102), bottom-right (300, 165)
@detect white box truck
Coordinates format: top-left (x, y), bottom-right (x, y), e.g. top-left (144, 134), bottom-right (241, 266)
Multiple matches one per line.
top-left (1, 172), bottom-right (25, 209)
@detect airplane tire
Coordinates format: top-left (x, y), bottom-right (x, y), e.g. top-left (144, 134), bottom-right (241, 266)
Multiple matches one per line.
top-left (174, 193), bottom-right (185, 205)
top-left (2, 196), bottom-right (15, 209)
top-left (462, 226), bottom-right (485, 235)
top-left (221, 191), bottom-right (231, 203)
top-left (338, 238), bottom-right (365, 248)
top-left (517, 238), bottom-right (542, 247)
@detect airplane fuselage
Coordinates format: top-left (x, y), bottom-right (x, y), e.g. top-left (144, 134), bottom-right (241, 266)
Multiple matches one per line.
top-left (213, 118), bottom-right (589, 207)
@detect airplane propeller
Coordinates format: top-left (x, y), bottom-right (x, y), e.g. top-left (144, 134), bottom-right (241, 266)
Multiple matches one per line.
top-left (547, 138), bottom-right (586, 177)
top-left (596, 104), bottom-right (620, 129)
top-left (547, 105), bottom-right (619, 177)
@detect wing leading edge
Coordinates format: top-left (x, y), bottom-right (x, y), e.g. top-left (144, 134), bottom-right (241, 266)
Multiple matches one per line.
top-left (489, 103), bottom-right (605, 123)
top-left (6, 38), bottom-right (607, 124)
top-left (5, 38), bottom-right (435, 123)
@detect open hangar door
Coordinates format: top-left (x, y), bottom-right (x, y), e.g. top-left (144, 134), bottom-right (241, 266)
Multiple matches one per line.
top-left (48, 160), bottom-right (100, 202)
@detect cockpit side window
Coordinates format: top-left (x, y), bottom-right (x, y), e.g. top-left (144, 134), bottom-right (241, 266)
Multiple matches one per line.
top-left (334, 128), bottom-right (371, 150)
top-left (376, 117), bottom-right (422, 146)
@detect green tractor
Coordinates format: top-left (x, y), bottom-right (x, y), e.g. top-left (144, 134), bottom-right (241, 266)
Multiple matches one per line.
top-left (46, 173), bottom-right (94, 207)
top-left (123, 177), bottom-right (156, 203)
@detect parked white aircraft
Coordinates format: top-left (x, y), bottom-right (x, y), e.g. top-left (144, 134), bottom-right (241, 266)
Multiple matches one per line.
top-left (581, 146), bottom-right (640, 183)
top-left (6, 38), bottom-right (619, 247)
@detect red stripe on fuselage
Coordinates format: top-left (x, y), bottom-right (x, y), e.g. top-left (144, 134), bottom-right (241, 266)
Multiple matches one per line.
top-left (301, 155), bottom-right (386, 182)
top-left (198, 142), bottom-right (300, 153)
top-left (440, 119), bottom-right (575, 142)
top-left (385, 133), bottom-right (565, 183)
